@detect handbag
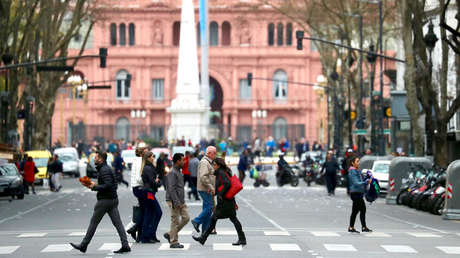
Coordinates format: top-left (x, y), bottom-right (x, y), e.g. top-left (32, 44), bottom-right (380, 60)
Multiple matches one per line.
top-left (132, 205), bottom-right (141, 223)
top-left (218, 171), bottom-right (243, 199)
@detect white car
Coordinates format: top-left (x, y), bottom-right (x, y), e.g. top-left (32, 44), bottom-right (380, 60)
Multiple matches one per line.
top-left (370, 160), bottom-right (391, 192)
top-left (121, 150), bottom-right (136, 169)
top-left (54, 147), bottom-right (80, 177)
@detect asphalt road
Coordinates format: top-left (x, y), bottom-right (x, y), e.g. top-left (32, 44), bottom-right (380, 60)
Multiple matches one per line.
top-left (1, 168), bottom-right (460, 258)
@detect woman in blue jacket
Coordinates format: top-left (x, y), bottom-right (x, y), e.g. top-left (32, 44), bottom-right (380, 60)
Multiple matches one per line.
top-left (347, 156), bottom-right (372, 233)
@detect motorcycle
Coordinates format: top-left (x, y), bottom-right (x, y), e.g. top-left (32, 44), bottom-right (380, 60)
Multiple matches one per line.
top-left (276, 164), bottom-right (299, 187)
top-left (298, 162), bottom-right (315, 186)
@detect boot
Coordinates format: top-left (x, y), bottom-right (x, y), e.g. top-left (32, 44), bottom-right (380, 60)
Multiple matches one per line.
top-left (70, 243), bottom-right (87, 253)
top-left (232, 239), bottom-right (247, 246)
top-left (192, 235), bottom-right (206, 245)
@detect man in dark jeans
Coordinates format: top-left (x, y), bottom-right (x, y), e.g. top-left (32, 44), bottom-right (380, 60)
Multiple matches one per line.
top-left (70, 151), bottom-right (130, 254)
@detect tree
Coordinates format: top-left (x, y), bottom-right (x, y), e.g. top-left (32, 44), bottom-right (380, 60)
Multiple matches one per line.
top-left (398, 0), bottom-right (460, 167)
top-left (1, 0), bottom-right (101, 150)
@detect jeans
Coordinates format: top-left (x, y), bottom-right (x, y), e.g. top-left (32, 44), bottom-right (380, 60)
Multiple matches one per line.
top-left (132, 187), bottom-right (145, 237)
top-left (141, 193), bottom-right (162, 242)
top-left (193, 191), bottom-right (213, 232)
top-left (188, 177), bottom-right (199, 200)
top-left (349, 193), bottom-right (366, 228)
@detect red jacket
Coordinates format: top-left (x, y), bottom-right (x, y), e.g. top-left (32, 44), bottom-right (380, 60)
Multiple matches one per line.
top-left (182, 156), bottom-right (190, 176)
top-left (23, 161), bottom-right (36, 183)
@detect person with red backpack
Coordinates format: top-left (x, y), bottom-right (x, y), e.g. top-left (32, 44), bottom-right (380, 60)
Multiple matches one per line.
top-left (192, 157), bottom-right (246, 246)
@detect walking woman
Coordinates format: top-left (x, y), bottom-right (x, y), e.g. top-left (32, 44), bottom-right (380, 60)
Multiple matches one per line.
top-left (347, 156), bottom-right (372, 233)
top-left (192, 157), bottom-right (246, 246)
top-left (23, 157), bottom-right (37, 195)
top-left (140, 151), bottom-right (162, 243)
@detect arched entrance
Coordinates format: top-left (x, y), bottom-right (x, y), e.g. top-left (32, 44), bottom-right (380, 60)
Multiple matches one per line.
top-left (209, 76), bottom-right (223, 138)
top-left (67, 121), bottom-right (86, 146)
top-left (115, 117), bottom-right (130, 141)
top-left (273, 117), bottom-right (288, 141)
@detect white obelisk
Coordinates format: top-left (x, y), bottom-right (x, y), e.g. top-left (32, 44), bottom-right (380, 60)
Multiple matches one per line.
top-left (167, 0), bottom-right (208, 145)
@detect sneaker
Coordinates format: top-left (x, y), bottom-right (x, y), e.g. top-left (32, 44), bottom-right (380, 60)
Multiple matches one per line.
top-left (170, 243), bottom-right (184, 249)
top-left (348, 227), bottom-right (360, 233)
top-left (191, 220), bottom-right (200, 233)
top-left (163, 233), bottom-right (170, 243)
top-left (362, 227), bottom-right (373, 232)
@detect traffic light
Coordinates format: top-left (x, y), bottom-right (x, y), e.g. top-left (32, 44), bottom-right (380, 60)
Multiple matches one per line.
top-left (296, 30), bottom-right (304, 50)
top-left (383, 106), bottom-right (392, 118)
top-left (247, 73), bottom-right (253, 87)
top-left (99, 48), bottom-right (107, 68)
top-left (350, 110), bottom-right (357, 120)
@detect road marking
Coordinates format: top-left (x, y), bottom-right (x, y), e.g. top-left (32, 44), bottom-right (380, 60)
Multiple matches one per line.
top-left (237, 195), bottom-right (287, 232)
top-left (364, 232), bottom-right (391, 237)
top-left (270, 244), bottom-right (301, 251)
top-left (17, 233), bottom-right (47, 238)
top-left (311, 231), bottom-right (340, 237)
top-left (324, 244), bottom-right (357, 252)
top-left (381, 245), bottom-right (417, 253)
top-left (0, 246), bottom-right (19, 254)
top-left (179, 230), bottom-right (192, 235)
top-left (264, 231), bottom-right (291, 236)
top-left (158, 243), bottom-right (191, 250)
top-left (371, 211), bottom-right (447, 233)
top-left (98, 243), bottom-right (133, 251)
top-left (68, 232), bottom-right (85, 236)
top-left (41, 244), bottom-right (73, 252)
top-left (437, 246), bottom-right (460, 254)
top-left (0, 193), bottom-right (69, 225)
top-left (213, 243), bottom-right (242, 251)
top-left (124, 222), bottom-right (135, 231)
top-left (408, 232), bottom-right (441, 238)
top-left (217, 230), bottom-right (237, 235)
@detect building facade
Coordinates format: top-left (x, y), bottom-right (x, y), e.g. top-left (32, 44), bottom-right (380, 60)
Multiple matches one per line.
top-left (53, 0), bottom-right (324, 147)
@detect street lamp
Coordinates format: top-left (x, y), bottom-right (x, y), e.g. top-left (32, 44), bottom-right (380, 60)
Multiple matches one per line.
top-left (423, 20), bottom-right (438, 156)
top-left (367, 44), bottom-right (378, 152)
top-left (315, 75), bottom-right (327, 148)
top-left (252, 109), bottom-right (267, 140)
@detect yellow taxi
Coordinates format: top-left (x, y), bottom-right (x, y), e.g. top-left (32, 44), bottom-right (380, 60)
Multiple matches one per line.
top-left (26, 150), bottom-right (52, 184)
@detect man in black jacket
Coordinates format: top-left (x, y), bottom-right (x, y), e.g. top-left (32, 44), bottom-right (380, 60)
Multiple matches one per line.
top-left (70, 151), bottom-right (130, 254)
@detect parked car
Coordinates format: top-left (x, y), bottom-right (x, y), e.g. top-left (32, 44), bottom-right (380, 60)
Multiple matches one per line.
top-left (121, 150), bottom-right (136, 169)
top-left (26, 150), bottom-right (52, 185)
top-left (54, 147), bottom-right (80, 177)
top-left (0, 160), bottom-right (24, 199)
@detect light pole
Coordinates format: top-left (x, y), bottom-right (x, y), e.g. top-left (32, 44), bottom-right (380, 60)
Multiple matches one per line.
top-left (131, 109), bottom-right (146, 140)
top-left (315, 75), bottom-right (327, 148)
top-left (252, 109), bottom-right (267, 140)
top-left (367, 44), bottom-right (378, 152)
top-left (423, 20), bottom-right (438, 156)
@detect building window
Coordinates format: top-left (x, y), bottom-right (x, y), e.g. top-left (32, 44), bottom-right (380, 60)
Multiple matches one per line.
top-left (119, 23), bottom-right (126, 46)
top-left (151, 126), bottom-right (164, 140)
top-left (222, 21), bottom-right (231, 46)
top-left (173, 21), bottom-right (180, 46)
top-left (273, 69), bottom-right (288, 100)
top-left (110, 23), bottom-right (117, 46)
top-left (286, 23), bottom-right (293, 46)
top-left (239, 79), bottom-right (251, 100)
top-left (277, 23), bottom-right (284, 46)
top-left (115, 117), bottom-right (130, 141)
top-left (210, 21), bottom-right (219, 46)
top-left (197, 22), bottom-right (201, 46)
top-left (129, 23), bottom-right (135, 46)
top-left (273, 117), bottom-right (288, 141)
top-left (268, 23), bottom-right (274, 46)
top-left (116, 70), bottom-right (130, 99)
top-left (152, 79), bottom-right (164, 100)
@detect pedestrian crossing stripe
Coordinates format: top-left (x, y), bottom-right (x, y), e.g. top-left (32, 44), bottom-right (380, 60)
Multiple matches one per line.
top-left (270, 244), bottom-right (301, 251)
top-left (324, 244), bottom-right (357, 252)
top-left (0, 246), bottom-right (19, 254)
top-left (179, 230), bottom-right (193, 235)
top-left (98, 243), bottom-right (133, 251)
top-left (17, 233), bottom-right (47, 238)
top-left (311, 231), bottom-right (340, 237)
top-left (407, 232), bottom-right (441, 238)
top-left (381, 245), bottom-right (417, 253)
top-left (41, 244), bottom-right (73, 253)
top-left (213, 243), bottom-right (242, 251)
top-left (364, 232), bottom-right (391, 237)
top-left (264, 231), bottom-right (291, 236)
top-left (216, 230), bottom-right (237, 235)
top-left (436, 246), bottom-right (460, 254)
top-left (68, 232), bottom-right (85, 236)
top-left (158, 243), bottom-right (191, 250)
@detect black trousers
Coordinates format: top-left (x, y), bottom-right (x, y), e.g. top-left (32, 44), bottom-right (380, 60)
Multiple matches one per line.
top-left (81, 198), bottom-right (128, 247)
top-left (325, 173), bottom-right (337, 194)
top-left (238, 170), bottom-right (246, 183)
top-left (349, 193), bottom-right (367, 228)
top-left (202, 214), bottom-right (246, 243)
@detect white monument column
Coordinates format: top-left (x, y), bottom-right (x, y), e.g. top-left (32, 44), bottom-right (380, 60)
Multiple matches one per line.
top-left (167, 0), bottom-right (208, 145)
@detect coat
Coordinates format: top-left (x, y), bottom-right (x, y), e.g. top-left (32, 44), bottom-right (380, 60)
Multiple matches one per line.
top-left (23, 161), bottom-right (36, 183)
top-left (214, 167), bottom-right (236, 219)
top-left (197, 156), bottom-right (215, 192)
top-left (348, 167), bottom-right (366, 194)
top-left (142, 162), bottom-right (159, 193)
top-left (92, 162), bottom-right (118, 200)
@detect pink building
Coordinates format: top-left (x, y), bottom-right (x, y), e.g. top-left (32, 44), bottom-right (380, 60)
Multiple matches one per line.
top-left (52, 0), bottom-right (324, 147)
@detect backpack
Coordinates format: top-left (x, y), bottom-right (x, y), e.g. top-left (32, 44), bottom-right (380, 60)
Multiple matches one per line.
top-left (249, 167), bottom-right (259, 179)
top-left (365, 178), bottom-right (380, 203)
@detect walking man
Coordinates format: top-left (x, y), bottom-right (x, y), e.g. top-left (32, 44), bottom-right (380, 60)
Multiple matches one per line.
top-left (52, 155), bottom-right (63, 192)
top-left (164, 153), bottom-right (190, 248)
top-left (188, 152), bottom-right (200, 200)
top-left (70, 151), bottom-right (130, 254)
top-left (191, 146), bottom-right (216, 233)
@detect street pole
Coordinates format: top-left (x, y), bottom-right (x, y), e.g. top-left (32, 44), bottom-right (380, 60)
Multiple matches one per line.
top-left (377, 0), bottom-right (385, 156)
top-left (358, 14), bottom-right (365, 153)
